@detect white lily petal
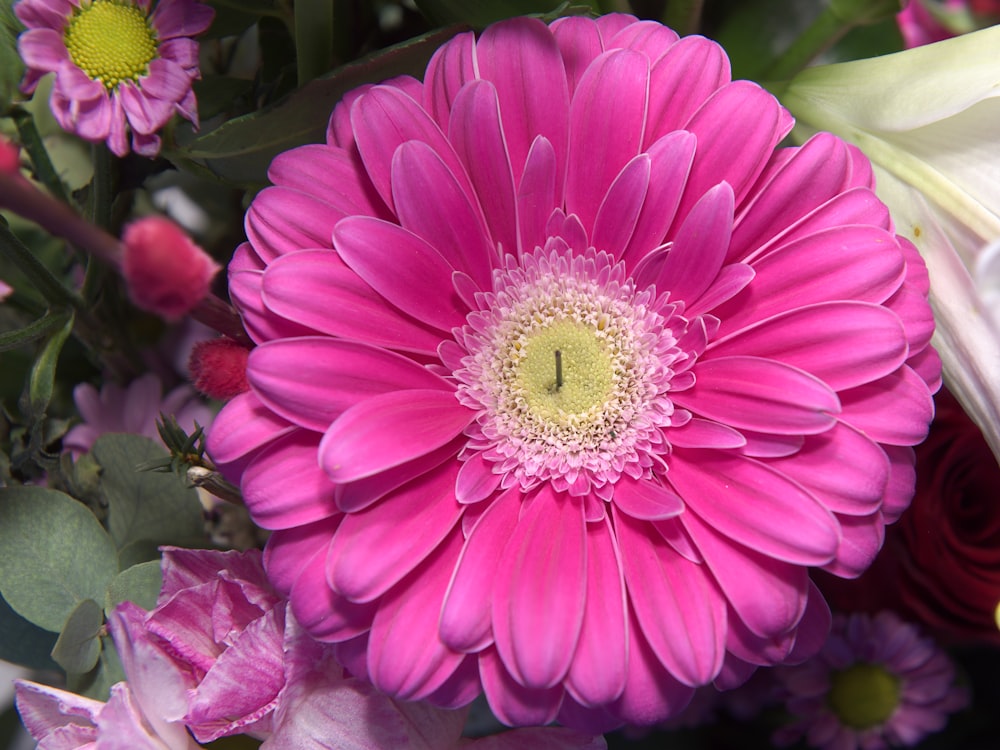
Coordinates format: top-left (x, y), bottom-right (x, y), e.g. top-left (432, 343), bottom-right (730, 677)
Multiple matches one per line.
top-left (781, 28), bottom-right (1000, 465)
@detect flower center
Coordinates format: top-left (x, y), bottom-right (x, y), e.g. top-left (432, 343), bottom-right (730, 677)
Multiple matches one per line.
top-left (65, 0), bottom-right (158, 90)
top-left (454, 250), bottom-right (692, 496)
top-left (827, 663), bottom-right (901, 730)
top-left (516, 319), bottom-right (614, 427)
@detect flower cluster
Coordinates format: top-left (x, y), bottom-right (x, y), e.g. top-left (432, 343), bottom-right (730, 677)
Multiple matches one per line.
top-left (208, 12), bottom-right (938, 731)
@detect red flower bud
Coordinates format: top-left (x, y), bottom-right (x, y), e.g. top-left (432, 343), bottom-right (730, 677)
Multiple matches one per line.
top-left (121, 216), bottom-right (220, 320)
top-left (0, 137), bottom-right (19, 174)
top-left (189, 337), bottom-right (251, 401)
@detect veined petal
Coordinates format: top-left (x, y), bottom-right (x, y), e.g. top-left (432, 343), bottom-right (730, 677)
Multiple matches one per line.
top-left (493, 488), bottom-right (586, 689)
top-left (247, 337), bottom-right (450, 433)
top-left (320, 389), bottom-right (472, 483)
top-left (334, 216), bottom-right (468, 332)
top-left (480, 647), bottom-right (563, 726)
top-left (674, 356), bottom-right (840, 435)
top-left (327, 461), bottom-right (463, 603)
top-left (668, 450), bottom-right (840, 566)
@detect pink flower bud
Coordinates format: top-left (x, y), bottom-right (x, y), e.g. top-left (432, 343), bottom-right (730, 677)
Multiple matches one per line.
top-left (189, 337), bottom-right (251, 401)
top-left (121, 216), bottom-right (220, 320)
top-left (0, 136), bottom-right (19, 174)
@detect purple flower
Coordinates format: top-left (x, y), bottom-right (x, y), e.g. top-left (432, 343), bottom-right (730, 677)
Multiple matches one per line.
top-left (773, 611), bottom-right (969, 750)
top-left (15, 0), bottom-right (214, 156)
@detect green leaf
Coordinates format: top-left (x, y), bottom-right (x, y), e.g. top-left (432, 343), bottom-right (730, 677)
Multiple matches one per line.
top-left (116, 539), bottom-right (163, 570)
top-left (295, 0), bottom-right (335, 85)
top-left (0, 486), bottom-right (118, 632)
top-left (166, 24), bottom-right (469, 187)
top-left (51, 597), bottom-right (103, 674)
top-left (105, 561), bottom-right (163, 615)
top-left (0, 308), bottom-right (72, 353)
top-left (0, 591), bottom-right (59, 670)
top-left (413, 0), bottom-right (590, 27)
top-left (66, 634), bottom-right (123, 701)
top-left (91, 434), bottom-right (206, 551)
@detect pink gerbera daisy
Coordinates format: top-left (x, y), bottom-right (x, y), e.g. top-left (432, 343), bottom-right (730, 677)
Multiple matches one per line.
top-left (773, 611), bottom-right (969, 749)
top-left (15, 0), bottom-right (214, 156)
top-left (206, 14), bottom-right (940, 731)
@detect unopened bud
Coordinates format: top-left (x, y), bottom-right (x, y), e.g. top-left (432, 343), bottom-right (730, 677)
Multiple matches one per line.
top-left (0, 137), bottom-right (18, 174)
top-left (189, 337), bottom-right (251, 401)
top-left (121, 216), bottom-right (220, 320)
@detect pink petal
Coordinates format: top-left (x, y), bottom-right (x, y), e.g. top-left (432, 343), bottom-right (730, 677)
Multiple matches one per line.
top-left (151, 0), bottom-right (214, 39)
top-left (14, 681), bottom-right (101, 745)
top-left (350, 85), bottom-right (472, 213)
top-left (667, 418), bottom-right (746, 450)
top-left (610, 608), bottom-right (695, 725)
top-left (245, 186), bottom-right (339, 262)
top-left (667, 450), bottom-right (840, 566)
top-left (651, 181), bottom-right (733, 306)
top-left (367, 529), bottom-right (467, 700)
top-left (440, 489), bottom-right (522, 653)
top-left (423, 29), bottom-right (476, 129)
top-left (241, 431), bottom-right (338, 530)
top-left (605, 20), bottom-right (679, 62)
top-left (566, 48), bottom-right (648, 233)
top-left (140, 57), bottom-right (190, 102)
top-left (614, 509), bottom-right (726, 686)
top-left (247, 337), bottom-right (450, 432)
top-left (17, 28), bottom-right (68, 71)
top-left (263, 518), bottom-right (339, 596)
top-left (838, 366), bottom-right (934, 446)
top-left (476, 17), bottom-right (570, 188)
top-left (768, 422), bottom-right (890, 516)
top-left (716, 225), bottom-right (906, 336)
top-left (205, 391), bottom-right (294, 468)
top-left (565, 516), bottom-right (628, 706)
top-left (591, 154), bottom-right (650, 260)
top-left (730, 132), bottom-right (854, 261)
top-left (335, 438), bottom-right (462, 513)
top-left (675, 81), bottom-right (787, 223)
top-left (493, 487), bottom-right (586, 689)
top-left (709, 301), bottom-right (908, 392)
top-left (786, 580), bottom-right (832, 664)
top-left (612, 474), bottom-right (684, 521)
top-left (550, 16), bottom-right (604, 97)
top-left (516, 136), bottom-right (558, 254)
top-left (320, 389), bottom-right (471, 483)
top-left (682, 510), bottom-right (808, 639)
top-left (674, 355), bottom-right (839, 435)
top-left (821, 511), bottom-right (885, 579)
top-left (644, 35), bottom-right (729, 146)
top-left (14, 0), bottom-right (74, 30)
top-left (290, 545), bottom-right (377, 641)
top-left (479, 647), bottom-right (563, 726)
top-left (620, 131), bottom-right (696, 269)
top-left (261, 250), bottom-right (442, 355)
top-left (455, 452), bottom-right (503, 505)
top-left (449, 80), bottom-right (519, 260)
top-left (327, 461), bottom-right (463, 602)
top-left (334, 216), bottom-right (468, 332)
top-left (160, 37), bottom-right (199, 70)
top-left (391, 139), bottom-right (495, 290)
top-left (119, 82), bottom-right (174, 134)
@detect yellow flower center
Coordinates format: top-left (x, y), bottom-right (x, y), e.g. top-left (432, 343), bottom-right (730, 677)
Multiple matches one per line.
top-left (827, 663), bottom-right (901, 730)
top-left (516, 319), bottom-right (615, 429)
top-left (64, 0), bottom-right (158, 90)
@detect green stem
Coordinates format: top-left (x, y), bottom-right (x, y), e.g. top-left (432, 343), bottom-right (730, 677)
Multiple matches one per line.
top-left (89, 143), bottom-right (114, 230)
top-left (759, 5), bottom-right (851, 82)
top-left (11, 109), bottom-right (70, 205)
top-left (0, 309), bottom-right (73, 353)
top-left (295, 0), bottom-right (335, 85)
top-left (0, 217), bottom-right (91, 316)
top-left (660, 0), bottom-right (704, 36)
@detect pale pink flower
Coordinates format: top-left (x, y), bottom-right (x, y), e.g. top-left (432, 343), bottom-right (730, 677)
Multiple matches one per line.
top-left (207, 14), bottom-right (939, 731)
top-left (15, 0), bottom-right (214, 157)
top-left (121, 547), bottom-right (286, 742)
top-left (63, 372), bottom-right (212, 456)
top-left (773, 611), bottom-right (969, 749)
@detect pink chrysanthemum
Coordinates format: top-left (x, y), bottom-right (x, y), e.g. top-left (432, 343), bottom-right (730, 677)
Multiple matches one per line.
top-left (15, 0), bottom-right (214, 157)
top-left (206, 14), bottom-right (940, 731)
top-left (773, 611), bottom-right (969, 749)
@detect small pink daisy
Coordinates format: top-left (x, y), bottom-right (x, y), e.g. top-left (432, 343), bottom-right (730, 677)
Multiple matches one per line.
top-left (207, 14), bottom-right (939, 731)
top-left (773, 611), bottom-right (969, 750)
top-left (15, 0), bottom-right (214, 157)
